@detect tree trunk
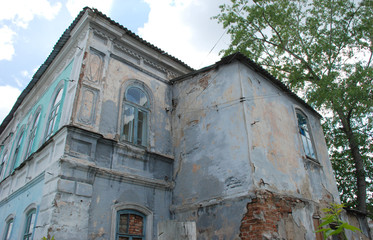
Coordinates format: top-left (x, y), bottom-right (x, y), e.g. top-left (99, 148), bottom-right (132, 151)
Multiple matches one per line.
top-left (338, 110), bottom-right (367, 213)
top-left (345, 128), bottom-right (367, 213)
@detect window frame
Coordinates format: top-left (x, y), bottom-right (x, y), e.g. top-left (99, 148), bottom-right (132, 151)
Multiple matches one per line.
top-left (45, 87), bottom-right (64, 141)
top-left (2, 215), bottom-right (14, 240)
top-left (111, 203), bottom-right (153, 240)
top-left (11, 127), bottom-right (26, 171)
top-left (116, 210), bottom-right (146, 240)
top-left (25, 108), bottom-right (42, 159)
top-left (0, 149), bottom-right (8, 179)
top-left (121, 86), bottom-right (150, 147)
top-left (295, 109), bottom-right (317, 161)
top-left (23, 209), bottom-right (36, 240)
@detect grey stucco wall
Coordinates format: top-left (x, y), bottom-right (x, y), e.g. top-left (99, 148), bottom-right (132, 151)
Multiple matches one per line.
top-left (172, 64), bottom-right (253, 206)
top-left (88, 175), bottom-right (172, 239)
top-left (171, 60), bottom-right (340, 239)
top-left (172, 61), bottom-right (339, 206)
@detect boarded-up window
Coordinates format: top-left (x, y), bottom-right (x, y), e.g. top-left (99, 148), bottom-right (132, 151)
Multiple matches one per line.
top-left (116, 210), bottom-right (145, 240)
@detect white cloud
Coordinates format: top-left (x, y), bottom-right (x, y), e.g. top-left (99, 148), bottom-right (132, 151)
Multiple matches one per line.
top-left (0, 0), bottom-right (62, 28)
top-left (138, 0), bottom-right (230, 69)
top-left (13, 76), bottom-right (23, 88)
top-left (0, 85), bottom-right (21, 124)
top-left (66, 0), bottom-right (114, 17)
top-left (0, 26), bottom-right (16, 61)
top-left (21, 70), bottom-right (29, 78)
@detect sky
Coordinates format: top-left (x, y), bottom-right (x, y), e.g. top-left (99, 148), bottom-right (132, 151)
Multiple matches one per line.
top-left (0, 0), bottom-right (231, 123)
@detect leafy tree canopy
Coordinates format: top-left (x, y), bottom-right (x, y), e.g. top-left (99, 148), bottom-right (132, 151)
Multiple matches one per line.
top-left (215, 0), bottom-right (372, 215)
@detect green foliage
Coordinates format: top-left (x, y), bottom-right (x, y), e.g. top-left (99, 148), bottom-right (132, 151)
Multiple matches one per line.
top-left (41, 236), bottom-right (55, 240)
top-left (324, 114), bottom-right (373, 217)
top-left (215, 0), bottom-right (373, 215)
top-left (315, 203), bottom-right (360, 239)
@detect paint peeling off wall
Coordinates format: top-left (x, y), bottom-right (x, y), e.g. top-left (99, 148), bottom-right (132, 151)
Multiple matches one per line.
top-left (171, 60), bottom-right (342, 239)
top-left (240, 191), bottom-right (311, 240)
top-left (172, 63), bottom-right (253, 205)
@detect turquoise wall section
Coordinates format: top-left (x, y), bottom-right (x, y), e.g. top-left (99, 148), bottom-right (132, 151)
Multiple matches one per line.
top-left (0, 173), bottom-right (44, 240)
top-left (1, 59), bottom-right (74, 178)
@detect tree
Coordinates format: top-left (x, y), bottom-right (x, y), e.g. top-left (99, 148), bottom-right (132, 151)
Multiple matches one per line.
top-left (214, 0), bottom-right (372, 215)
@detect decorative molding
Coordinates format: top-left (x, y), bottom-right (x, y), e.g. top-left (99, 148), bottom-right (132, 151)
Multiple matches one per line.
top-left (91, 27), bottom-right (114, 42)
top-left (77, 85), bottom-right (99, 125)
top-left (0, 172), bottom-right (44, 207)
top-left (82, 48), bottom-right (105, 83)
top-left (113, 42), bottom-right (142, 62)
top-left (112, 40), bottom-right (180, 79)
top-left (90, 27), bottom-right (182, 80)
top-left (92, 31), bottom-right (108, 45)
top-left (60, 157), bottom-right (173, 190)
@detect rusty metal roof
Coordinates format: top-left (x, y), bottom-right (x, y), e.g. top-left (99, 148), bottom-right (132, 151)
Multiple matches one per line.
top-left (0, 7), bottom-right (194, 135)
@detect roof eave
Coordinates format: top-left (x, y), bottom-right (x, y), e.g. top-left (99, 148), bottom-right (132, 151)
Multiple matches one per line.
top-left (172, 52), bottom-right (322, 118)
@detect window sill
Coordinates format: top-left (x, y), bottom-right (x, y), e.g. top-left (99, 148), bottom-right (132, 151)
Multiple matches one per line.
top-left (303, 156), bottom-right (322, 167)
top-left (117, 141), bottom-right (174, 161)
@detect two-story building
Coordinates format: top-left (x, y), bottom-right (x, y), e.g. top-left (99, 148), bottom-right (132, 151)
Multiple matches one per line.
top-left (0, 7), bottom-right (369, 240)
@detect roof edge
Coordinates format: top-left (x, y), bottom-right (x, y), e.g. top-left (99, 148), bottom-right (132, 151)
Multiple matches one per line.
top-left (0, 7), bottom-right (88, 135)
top-left (0, 7), bottom-right (195, 135)
top-left (172, 52), bottom-right (322, 118)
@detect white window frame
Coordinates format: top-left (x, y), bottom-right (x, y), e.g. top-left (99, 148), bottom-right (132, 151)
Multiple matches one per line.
top-left (2, 214), bottom-right (15, 240)
top-left (45, 87), bottom-right (64, 141)
top-left (25, 108), bottom-right (42, 159)
top-left (295, 109), bottom-right (317, 160)
top-left (122, 86), bottom-right (150, 147)
top-left (10, 126), bottom-right (26, 171)
top-left (22, 204), bottom-right (37, 240)
top-left (0, 149), bottom-right (8, 179)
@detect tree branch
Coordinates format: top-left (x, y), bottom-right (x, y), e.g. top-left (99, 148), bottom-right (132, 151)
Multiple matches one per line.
top-left (251, 36), bottom-right (321, 81)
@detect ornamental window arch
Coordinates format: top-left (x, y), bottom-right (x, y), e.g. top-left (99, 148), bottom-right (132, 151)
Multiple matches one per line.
top-left (119, 80), bottom-right (154, 148)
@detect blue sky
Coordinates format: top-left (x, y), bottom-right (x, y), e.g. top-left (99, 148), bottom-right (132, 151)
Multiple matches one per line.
top-left (0, 0), bottom-right (229, 122)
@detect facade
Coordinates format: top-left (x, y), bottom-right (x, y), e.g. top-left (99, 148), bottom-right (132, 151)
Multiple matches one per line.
top-left (0, 7), bottom-right (369, 240)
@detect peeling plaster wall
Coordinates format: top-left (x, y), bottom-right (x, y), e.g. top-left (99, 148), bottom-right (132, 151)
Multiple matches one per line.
top-left (0, 10), bottom-right (346, 239)
top-left (72, 23), bottom-right (188, 157)
top-left (44, 20), bottom-right (191, 239)
top-left (172, 63), bottom-right (253, 206)
top-left (88, 175), bottom-right (172, 240)
top-left (171, 63), bottom-right (253, 239)
top-left (0, 31), bottom-right (85, 239)
top-left (238, 61), bottom-right (339, 201)
top-left (171, 60), bottom-right (340, 239)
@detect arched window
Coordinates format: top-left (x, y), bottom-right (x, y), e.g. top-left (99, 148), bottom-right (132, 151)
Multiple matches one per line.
top-left (25, 110), bottom-right (41, 159)
top-left (116, 210), bottom-right (145, 240)
top-left (11, 129), bottom-right (25, 171)
top-left (122, 86), bottom-right (149, 147)
top-left (23, 209), bottom-right (36, 240)
top-left (45, 88), bottom-right (63, 140)
top-left (3, 217), bottom-right (14, 240)
top-left (0, 150), bottom-right (8, 179)
top-left (296, 110), bottom-right (316, 159)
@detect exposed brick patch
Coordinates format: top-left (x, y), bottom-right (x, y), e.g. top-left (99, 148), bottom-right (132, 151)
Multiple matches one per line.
top-left (239, 190), bottom-right (304, 239)
top-left (79, 51), bottom-right (88, 81)
top-left (128, 214), bottom-right (144, 235)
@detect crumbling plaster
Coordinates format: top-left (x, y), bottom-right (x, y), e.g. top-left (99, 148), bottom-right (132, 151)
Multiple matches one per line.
top-left (171, 60), bottom-right (340, 239)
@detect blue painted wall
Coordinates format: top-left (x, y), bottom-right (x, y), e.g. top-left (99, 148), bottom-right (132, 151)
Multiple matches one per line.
top-left (1, 60), bottom-right (73, 178)
top-left (0, 174), bottom-right (44, 240)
